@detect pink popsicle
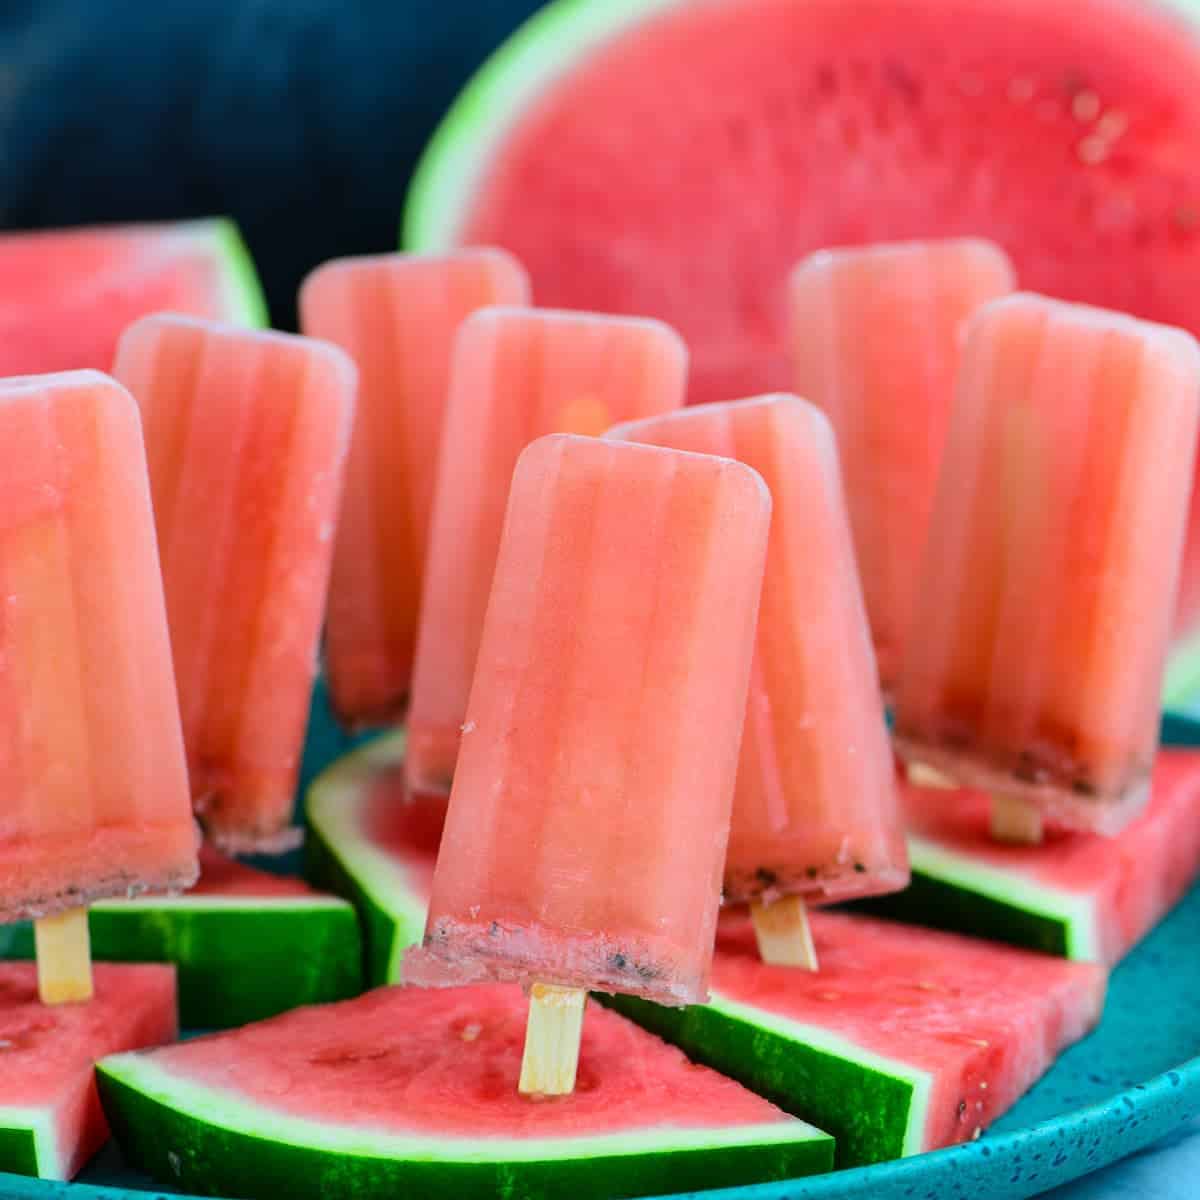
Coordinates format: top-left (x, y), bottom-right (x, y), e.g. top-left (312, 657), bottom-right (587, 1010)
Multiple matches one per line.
top-left (894, 294), bottom-right (1200, 837)
top-left (609, 396), bottom-right (907, 916)
top-left (406, 307), bottom-right (688, 797)
top-left (790, 239), bottom-right (1016, 695)
top-left (299, 250), bottom-right (531, 730)
top-left (113, 316), bottom-right (356, 853)
top-left (0, 371), bottom-right (198, 922)
top-left (405, 433), bottom-right (771, 1007)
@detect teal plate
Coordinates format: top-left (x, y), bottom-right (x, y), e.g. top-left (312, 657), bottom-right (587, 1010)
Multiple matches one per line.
top-left (4, 695), bottom-right (1200, 1200)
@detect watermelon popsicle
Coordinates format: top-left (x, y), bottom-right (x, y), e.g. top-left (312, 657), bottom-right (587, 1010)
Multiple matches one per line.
top-left (609, 396), bottom-right (907, 968)
top-left (405, 434), bottom-right (771, 1094)
top-left (112, 316), bottom-right (356, 853)
top-left (789, 239), bottom-right (1016, 698)
top-left (405, 307), bottom-right (688, 797)
top-left (0, 371), bottom-right (198, 1004)
top-left (299, 250), bottom-right (531, 731)
top-left (893, 294), bottom-right (1200, 841)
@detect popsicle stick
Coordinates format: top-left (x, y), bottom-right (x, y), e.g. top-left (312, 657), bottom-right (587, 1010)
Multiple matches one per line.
top-left (519, 983), bottom-right (586, 1096)
top-left (34, 908), bottom-right (94, 1005)
top-left (751, 894), bottom-right (819, 970)
top-left (989, 794), bottom-right (1044, 845)
top-left (907, 762), bottom-right (958, 790)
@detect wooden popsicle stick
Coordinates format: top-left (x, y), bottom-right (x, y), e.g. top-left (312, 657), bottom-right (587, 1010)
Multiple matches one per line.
top-left (751, 894), bottom-right (819, 970)
top-left (519, 982), bottom-right (586, 1096)
top-left (989, 794), bottom-right (1044, 845)
top-left (907, 762), bottom-right (958, 790)
top-left (34, 907), bottom-right (94, 1005)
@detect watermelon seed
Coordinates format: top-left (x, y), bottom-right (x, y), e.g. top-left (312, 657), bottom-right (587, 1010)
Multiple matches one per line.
top-left (1077, 136), bottom-right (1109, 165)
top-left (460, 1023), bottom-right (482, 1042)
top-left (972, 1127), bottom-right (983, 1140)
top-left (957, 1100), bottom-right (968, 1121)
top-left (1096, 111), bottom-right (1128, 142)
top-left (1072, 91), bottom-right (1101, 122)
top-left (1008, 78), bottom-right (1035, 103)
top-left (981, 1081), bottom-right (989, 1090)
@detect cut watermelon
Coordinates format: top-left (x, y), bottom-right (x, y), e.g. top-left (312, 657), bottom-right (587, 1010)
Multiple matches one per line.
top-left (97, 983), bottom-right (834, 1200)
top-left (855, 750), bottom-right (1200, 964)
top-left (0, 845), bottom-right (360, 1029)
top-left (610, 911), bottom-right (1106, 1168)
top-left (0, 220), bottom-right (266, 375)
top-left (404, 0), bottom-right (1200, 701)
top-left (0, 962), bottom-right (176, 1180)
top-left (305, 732), bottom-right (442, 986)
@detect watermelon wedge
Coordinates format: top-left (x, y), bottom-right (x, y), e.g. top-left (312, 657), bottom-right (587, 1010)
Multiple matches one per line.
top-left (97, 984), bottom-right (834, 1200)
top-left (855, 750), bottom-right (1200, 964)
top-left (610, 912), bottom-right (1106, 1168)
top-left (0, 962), bottom-right (176, 1180)
top-left (403, 0), bottom-right (1200, 702)
top-left (0, 846), bottom-right (361, 1029)
top-left (0, 219), bottom-right (266, 376)
top-left (306, 731), bottom-right (443, 985)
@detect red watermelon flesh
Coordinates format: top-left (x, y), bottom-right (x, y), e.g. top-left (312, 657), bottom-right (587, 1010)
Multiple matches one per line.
top-left (429, 0), bottom-right (1200, 646)
top-left (0, 220), bottom-right (264, 376)
top-left (897, 749), bottom-right (1200, 963)
top-left (362, 765), bottom-right (445, 901)
top-left (118, 984), bottom-right (794, 1137)
top-left (189, 844), bottom-right (325, 900)
top-left (712, 911), bottom-right (1107, 1153)
top-left (0, 962), bottom-right (177, 1180)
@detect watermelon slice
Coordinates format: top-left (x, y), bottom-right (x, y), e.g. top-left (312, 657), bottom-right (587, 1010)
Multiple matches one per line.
top-left (97, 983), bottom-right (834, 1200)
top-left (306, 731), bottom-right (443, 985)
top-left (403, 0), bottom-right (1200, 701)
top-left (0, 845), bottom-right (361, 1029)
top-left (854, 750), bottom-right (1200, 964)
top-left (0, 962), bottom-right (176, 1180)
top-left (610, 912), bottom-right (1106, 1168)
top-left (0, 219), bottom-right (266, 376)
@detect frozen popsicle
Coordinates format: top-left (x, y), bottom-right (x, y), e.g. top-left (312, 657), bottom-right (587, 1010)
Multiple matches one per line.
top-left (609, 396), bottom-right (907, 968)
top-left (405, 307), bottom-right (688, 797)
top-left (405, 434), bottom-right (770, 1094)
top-left (893, 294), bottom-right (1200, 840)
top-left (0, 371), bottom-right (198, 1004)
top-left (790, 239), bottom-right (1016, 698)
top-left (112, 316), bottom-right (356, 853)
top-left (299, 250), bottom-right (531, 730)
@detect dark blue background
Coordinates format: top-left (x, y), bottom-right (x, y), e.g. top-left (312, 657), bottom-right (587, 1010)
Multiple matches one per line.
top-left (0, 1), bottom-right (547, 326)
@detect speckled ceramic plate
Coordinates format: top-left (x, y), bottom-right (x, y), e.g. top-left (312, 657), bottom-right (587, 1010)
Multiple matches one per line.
top-left (4, 698), bottom-right (1200, 1200)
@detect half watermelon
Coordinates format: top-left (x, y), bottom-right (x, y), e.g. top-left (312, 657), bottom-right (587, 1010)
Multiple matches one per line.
top-left (403, 0), bottom-right (1200, 701)
top-left (611, 912), bottom-right (1107, 1168)
top-left (0, 846), bottom-right (361, 1029)
top-left (855, 750), bottom-right (1200, 964)
top-left (0, 219), bottom-right (266, 375)
top-left (97, 984), bottom-right (834, 1200)
top-left (0, 962), bottom-right (176, 1180)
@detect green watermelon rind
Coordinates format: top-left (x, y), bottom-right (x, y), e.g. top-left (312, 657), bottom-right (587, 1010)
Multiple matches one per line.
top-left (0, 896), bottom-right (363, 1030)
top-left (606, 992), bottom-right (927, 1169)
top-left (0, 1108), bottom-right (56, 1180)
top-left (901, 836), bottom-right (1095, 959)
top-left (402, 0), bottom-right (682, 251)
top-left (304, 731), bottom-right (427, 986)
top-left (201, 218), bottom-right (270, 329)
top-left (96, 1055), bottom-right (833, 1200)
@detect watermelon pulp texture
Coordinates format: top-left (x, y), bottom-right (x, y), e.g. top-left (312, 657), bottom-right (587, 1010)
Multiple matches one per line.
top-left (406, 0), bottom-right (1200, 696)
top-left (305, 732), bottom-right (444, 986)
top-left (0, 220), bottom-right (264, 376)
top-left (612, 910), bottom-right (1106, 1168)
top-left (0, 845), bottom-right (362, 1028)
top-left (866, 749), bottom-right (1200, 963)
top-left (0, 962), bottom-right (176, 1180)
top-left (112, 316), bottom-right (356, 854)
top-left (97, 984), bottom-right (834, 1200)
